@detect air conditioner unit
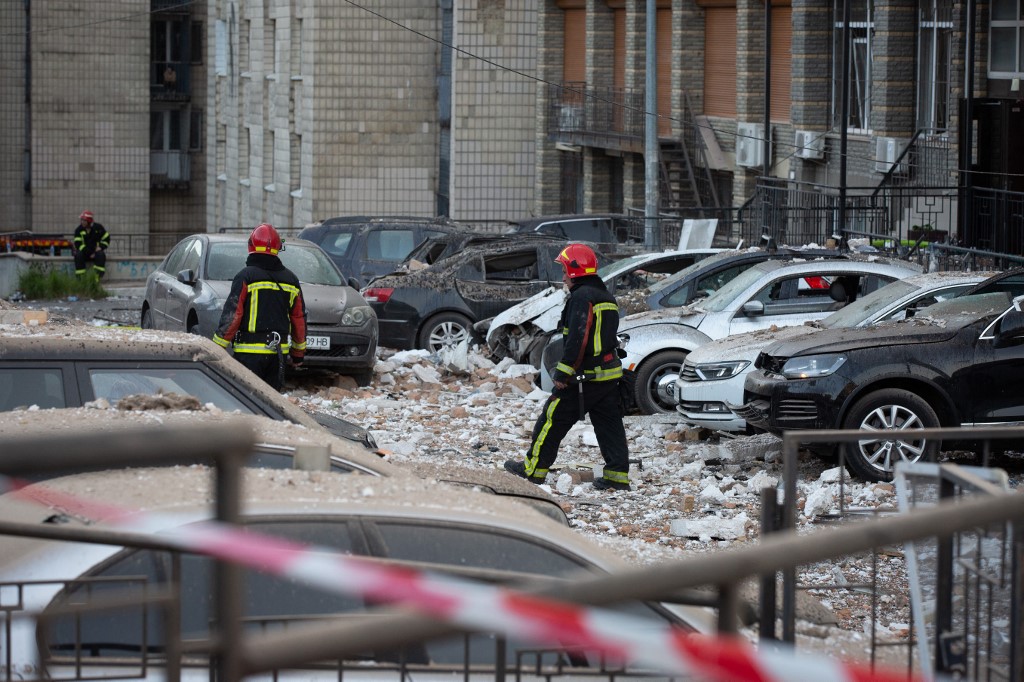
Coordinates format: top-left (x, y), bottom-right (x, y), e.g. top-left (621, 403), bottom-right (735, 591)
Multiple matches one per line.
top-left (794, 130), bottom-right (825, 160)
top-left (736, 122), bottom-right (766, 168)
top-left (873, 136), bottom-right (908, 174)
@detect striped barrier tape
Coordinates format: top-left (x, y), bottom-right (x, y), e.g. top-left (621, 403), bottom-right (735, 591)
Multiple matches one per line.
top-left (0, 473), bottom-right (924, 682)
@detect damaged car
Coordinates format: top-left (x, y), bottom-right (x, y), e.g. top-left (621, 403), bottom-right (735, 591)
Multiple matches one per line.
top-left (617, 257), bottom-right (921, 414)
top-left (363, 237), bottom-right (594, 352)
top-left (676, 271), bottom-right (992, 433)
top-left (141, 233), bottom-right (378, 383)
top-left (733, 291), bottom-right (1023, 481)
top-left (483, 248), bottom-right (727, 365)
top-left (0, 325), bottom-right (377, 450)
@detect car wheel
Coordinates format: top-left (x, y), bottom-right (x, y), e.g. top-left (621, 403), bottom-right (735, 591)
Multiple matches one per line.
top-left (187, 315), bottom-right (202, 336)
top-left (418, 312), bottom-right (473, 353)
top-left (842, 388), bottom-right (940, 482)
top-left (351, 369), bottom-right (374, 387)
top-left (633, 350), bottom-right (688, 415)
top-left (141, 307), bottom-right (153, 329)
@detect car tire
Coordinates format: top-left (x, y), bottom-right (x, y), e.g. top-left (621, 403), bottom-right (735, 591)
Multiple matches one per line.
top-left (187, 316), bottom-right (202, 336)
top-left (633, 350), bottom-right (688, 415)
top-left (842, 388), bottom-right (940, 482)
top-left (141, 307), bottom-right (153, 329)
top-left (418, 312), bottom-right (473, 353)
top-left (351, 369), bottom-right (374, 387)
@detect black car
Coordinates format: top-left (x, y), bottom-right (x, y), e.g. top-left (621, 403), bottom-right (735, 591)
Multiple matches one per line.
top-left (734, 291), bottom-right (1023, 481)
top-left (298, 216), bottom-right (483, 288)
top-left (507, 213), bottom-right (642, 246)
top-left (364, 237), bottom-right (592, 352)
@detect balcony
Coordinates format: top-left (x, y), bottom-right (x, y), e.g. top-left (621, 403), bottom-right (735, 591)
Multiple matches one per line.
top-left (547, 83), bottom-right (646, 153)
top-left (151, 61), bottom-right (191, 102)
top-left (151, 150), bottom-right (191, 188)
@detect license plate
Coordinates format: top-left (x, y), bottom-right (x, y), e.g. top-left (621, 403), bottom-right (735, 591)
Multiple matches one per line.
top-left (306, 336), bottom-right (330, 350)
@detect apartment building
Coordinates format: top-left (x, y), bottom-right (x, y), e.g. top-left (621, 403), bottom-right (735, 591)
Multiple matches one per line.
top-left (0, 0), bottom-right (206, 253)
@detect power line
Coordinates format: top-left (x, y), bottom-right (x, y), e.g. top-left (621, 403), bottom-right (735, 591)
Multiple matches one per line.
top-left (0, 1), bottom-right (195, 38)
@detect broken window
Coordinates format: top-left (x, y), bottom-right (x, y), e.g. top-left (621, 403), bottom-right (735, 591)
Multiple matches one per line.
top-left (483, 251), bottom-right (539, 281)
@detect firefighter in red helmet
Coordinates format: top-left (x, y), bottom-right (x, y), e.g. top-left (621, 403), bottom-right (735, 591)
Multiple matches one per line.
top-left (504, 243), bottom-right (632, 491)
top-left (213, 224), bottom-right (308, 390)
top-left (73, 210), bottom-right (111, 279)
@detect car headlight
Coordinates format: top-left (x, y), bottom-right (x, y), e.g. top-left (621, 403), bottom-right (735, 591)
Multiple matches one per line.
top-left (341, 305), bottom-right (373, 326)
top-left (780, 354), bottom-right (846, 379)
top-left (693, 360), bottom-right (750, 381)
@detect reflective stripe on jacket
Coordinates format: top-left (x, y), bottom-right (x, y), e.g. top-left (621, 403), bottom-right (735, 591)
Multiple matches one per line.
top-left (553, 275), bottom-right (622, 384)
top-left (213, 254), bottom-right (307, 356)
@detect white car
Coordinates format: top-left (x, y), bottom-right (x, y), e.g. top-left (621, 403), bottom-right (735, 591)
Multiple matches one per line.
top-left (617, 257), bottom-right (922, 414)
top-left (483, 248), bottom-right (726, 365)
top-left (675, 271), bottom-right (992, 432)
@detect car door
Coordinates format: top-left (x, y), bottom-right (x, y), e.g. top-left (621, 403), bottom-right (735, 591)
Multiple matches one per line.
top-left (148, 238), bottom-right (194, 328)
top-left (964, 310), bottom-right (1024, 426)
top-left (726, 272), bottom-right (898, 337)
top-left (455, 248), bottom-right (551, 320)
top-left (162, 238), bottom-right (205, 330)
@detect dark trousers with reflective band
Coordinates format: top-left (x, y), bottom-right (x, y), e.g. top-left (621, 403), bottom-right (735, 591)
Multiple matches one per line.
top-left (234, 351), bottom-right (284, 391)
top-left (74, 249), bottom-right (106, 277)
top-left (524, 379), bottom-right (630, 483)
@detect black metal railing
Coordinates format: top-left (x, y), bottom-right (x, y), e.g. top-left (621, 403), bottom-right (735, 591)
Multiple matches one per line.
top-left (548, 83), bottom-right (646, 140)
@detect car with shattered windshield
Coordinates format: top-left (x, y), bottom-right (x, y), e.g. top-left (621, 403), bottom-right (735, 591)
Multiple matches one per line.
top-left (0, 462), bottom-right (711, 680)
top-left (616, 257), bottom-right (921, 414)
top-left (733, 291), bottom-right (1024, 481)
top-left (483, 248), bottom-right (727, 365)
top-left (675, 270), bottom-right (992, 433)
top-left (363, 237), bottom-right (595, 352)
top-left (140, 233), bottom-right (377, 383)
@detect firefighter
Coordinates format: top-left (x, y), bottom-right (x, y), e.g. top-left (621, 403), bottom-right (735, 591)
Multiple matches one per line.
top-left (213, 223), bottom-right (307, 390)
top-left (73, 211), bottom-right (111, 278)
top-left (504, 243), bottom-right (631, 491)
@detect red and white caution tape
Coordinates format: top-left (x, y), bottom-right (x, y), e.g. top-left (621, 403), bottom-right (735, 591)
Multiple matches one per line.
top-left (0, 474), bottom-right (923, 682)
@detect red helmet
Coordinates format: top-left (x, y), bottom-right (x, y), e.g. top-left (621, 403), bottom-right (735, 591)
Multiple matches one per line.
top-left (79, 210), bottom-right (94, 223)
top-left (248, 223), bottom-right (282, 255)
top-left (555, 243), bottom-right (598, 279)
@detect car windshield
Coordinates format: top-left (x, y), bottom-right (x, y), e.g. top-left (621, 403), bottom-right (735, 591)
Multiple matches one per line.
top-left (207, 243), bottom-right (344, 286)
top-left (698, 260), bottom-right (784, 313)
top-left (597, 254), bottom-right (652, 279)
top-left (820, 279), bottom-right (920, 328)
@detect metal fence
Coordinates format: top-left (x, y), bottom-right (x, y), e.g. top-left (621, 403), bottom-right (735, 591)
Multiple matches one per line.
top-left (761, 426), bottom-right (1024, 680)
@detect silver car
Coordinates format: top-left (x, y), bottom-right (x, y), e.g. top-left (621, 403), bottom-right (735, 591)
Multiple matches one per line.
top-left (141, 234), bottom-right (378, 383)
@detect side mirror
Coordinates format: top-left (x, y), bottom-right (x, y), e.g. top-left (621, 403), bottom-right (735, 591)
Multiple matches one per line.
top-left (348, 277), bottom-right (361, 289)
top-left (742, 300), bottom-right (765, 317)
top-left (176, 269), bottom-right (197, 285)
top-left (994, 310), bottom-right (1024, 348)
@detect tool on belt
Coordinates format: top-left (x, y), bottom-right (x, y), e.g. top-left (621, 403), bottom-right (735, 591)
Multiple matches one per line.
top-left (266, 331), bottom-right (284, 387)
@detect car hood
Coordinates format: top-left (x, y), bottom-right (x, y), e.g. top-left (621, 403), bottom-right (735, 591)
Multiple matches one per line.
top-left (489, 286), bottom-right (564, 331)
top-left (766, 318), bottom-right (963, 358)
top-left (687, 324), bottom-right (817, 363)
top-left (620, 304), bottom-right (705, 332)
top-left (303, 283), bottom-right (361, 323)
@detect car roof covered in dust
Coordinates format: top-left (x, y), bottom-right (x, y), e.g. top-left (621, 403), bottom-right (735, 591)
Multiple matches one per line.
top-left (0, 323), bottom-right (324, 429)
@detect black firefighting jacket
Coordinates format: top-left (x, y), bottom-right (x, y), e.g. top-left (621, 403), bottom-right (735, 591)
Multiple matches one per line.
top-left (73, 223), bottom-right (110, 254)
top-left (213, 253), bottom-right (308, 357)
top-left (552, 274), bottom-right (623, 383)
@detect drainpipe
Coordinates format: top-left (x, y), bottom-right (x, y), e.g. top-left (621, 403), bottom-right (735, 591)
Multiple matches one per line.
top-left (837, 0), bottom-right (852, 241)
top-left (23, 0), bottom-right (31, 194)
top-left (763, 0), bottom-right (771, 178)
top-left (960, 0), bottom-right (976, 242)
top-left (644, 0), bottom-right (660, 248)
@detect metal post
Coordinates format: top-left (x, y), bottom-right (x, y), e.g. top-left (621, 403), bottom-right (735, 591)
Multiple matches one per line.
top-left (960, 0), bottom-right (976, 242)
top-left (763, 0), bottom-right (772, 178)
top-left (214, 453), bottom-right (244, 682)
top-left (644, 0), bottom-right (660, 248)
top-left (837, 0), bottom-right (852, 239)
top-left (934, 475), bottom-right (955, 673)
top-left (759, 487), bottom-right (779, 641)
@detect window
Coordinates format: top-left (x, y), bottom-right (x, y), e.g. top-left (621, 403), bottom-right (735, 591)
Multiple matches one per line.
top-left (189, 110), bottom-right (203, 151)
top-left (918, 0), bottom-right (953, 130)
top-left (483, 251), bottom-right (540, 281)
top-left (151, 110), bottom-right (184, 152)
top-left (191, 21), bottom-right (203, 63)
top-left (990, 0), bottom-right (1024, 76)
top-left (833, 0), bottom-right (873, 132)
top-left (0, 368), bottom-right (65, 411)
top-left (87, 367), bottom-right (250, 412)
top-left (365, 229), bottom-right (416, 262)
top-left (161, 237), bottom-right (193, 274)
top-left (215, 19), bottom-right (227, 75)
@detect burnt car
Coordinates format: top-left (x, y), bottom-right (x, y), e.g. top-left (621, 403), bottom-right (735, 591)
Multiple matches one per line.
top-left (733, 291), bottom-right (1023, 481)
top-left (297, 216), bottom-right (482, 288)
top-left (363, 237), bottom-right (595, 352)
top-left (141, 233), bottom-right (377, 383)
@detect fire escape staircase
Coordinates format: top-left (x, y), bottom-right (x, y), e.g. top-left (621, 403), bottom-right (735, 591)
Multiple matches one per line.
top-left (657, 92), bottom-right (722, 214)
